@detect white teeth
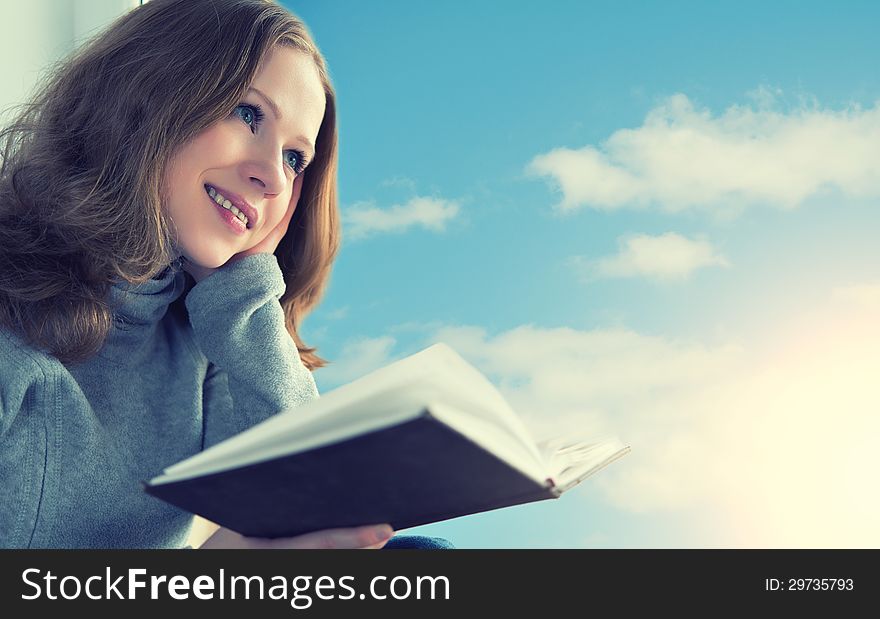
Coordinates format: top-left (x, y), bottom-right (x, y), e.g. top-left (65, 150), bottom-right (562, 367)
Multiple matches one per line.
top-left (206, 185), bottom-right (248, 226)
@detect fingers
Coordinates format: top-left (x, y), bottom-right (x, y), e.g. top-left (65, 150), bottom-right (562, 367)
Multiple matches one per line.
top-left (199, 524), bottom-right (395, 550)
top-left (267, 524), bottom-right (394, 550)
top-left (288, 171), bottom-right (304, 219)
top-left (275, 191), bottom-right (298, 236)
top-left (284, 189), bottom-right (299, 221)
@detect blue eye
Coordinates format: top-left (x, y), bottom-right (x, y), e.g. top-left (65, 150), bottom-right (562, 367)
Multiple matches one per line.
top-left (284, 151), bottom-right (301, 170)
top-left (234, 103), bottom-right (309, 175)
top-left (235, 103), bottom-right (261, 127)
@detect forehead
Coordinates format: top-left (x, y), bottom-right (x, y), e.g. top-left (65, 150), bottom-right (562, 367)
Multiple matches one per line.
top-left (250, 46), bottom-right (326, 141)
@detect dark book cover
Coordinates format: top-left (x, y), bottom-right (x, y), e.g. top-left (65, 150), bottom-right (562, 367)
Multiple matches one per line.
top-left (142, 409), bottom-right (559, 538)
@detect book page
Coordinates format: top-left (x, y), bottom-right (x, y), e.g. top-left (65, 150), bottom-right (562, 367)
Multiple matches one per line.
top-left (158, 343), bottom-right (545, 481)
top-left (411, 344), bottom-right (545, 465)
top-left (539, 435), bottom-right (631, 492)
top-left (427, 401), bottom-right (551, 484)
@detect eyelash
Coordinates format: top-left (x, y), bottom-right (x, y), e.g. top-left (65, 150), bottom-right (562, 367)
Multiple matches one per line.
top-left (234, 103), bottom-right (309, 175)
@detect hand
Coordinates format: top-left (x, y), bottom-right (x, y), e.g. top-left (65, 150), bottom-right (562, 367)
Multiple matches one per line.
top-left (198, 524), bottom-right (395, 550)
top-left (182, 174), bottom-right (303, 284)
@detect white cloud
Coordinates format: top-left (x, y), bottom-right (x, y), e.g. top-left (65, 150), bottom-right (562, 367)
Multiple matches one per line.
top-left (323, 306), bottom-right (349, 320)
top-left (437, 316), bottom-right (880, 547)
top-left (343, 196), bottom-right (460, 240)
top-left (527, 93), bottom-right (880, 214)
top-left (379, 175), bottom-right (418, 191)
top-left (315, 335), bottom-right (398, 388)
top-left (573, 232), bottom-right (729, 282)
top-left (319, 288), bottom-right (880, 546)
top-left (425, 324), bottom-right (743, 446)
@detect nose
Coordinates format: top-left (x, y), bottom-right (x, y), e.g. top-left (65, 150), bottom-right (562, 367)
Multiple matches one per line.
top-left (241, 150), bottom-right (287, 197)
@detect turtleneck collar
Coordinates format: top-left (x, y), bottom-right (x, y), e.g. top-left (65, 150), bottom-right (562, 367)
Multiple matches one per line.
top-left (108, 257), bottom-right (190, 328)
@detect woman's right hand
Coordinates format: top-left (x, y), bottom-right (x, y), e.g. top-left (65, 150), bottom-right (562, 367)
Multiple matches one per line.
top-left (197, 524), bottom-right (395, 549)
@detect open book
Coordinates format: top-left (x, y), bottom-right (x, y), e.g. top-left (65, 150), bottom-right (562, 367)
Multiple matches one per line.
top-left (143, 342), bottom-right (630, 539)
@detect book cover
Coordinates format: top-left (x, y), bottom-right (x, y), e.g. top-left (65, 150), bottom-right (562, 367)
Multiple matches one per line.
top-left (143, 409), bottom-right (559, 538)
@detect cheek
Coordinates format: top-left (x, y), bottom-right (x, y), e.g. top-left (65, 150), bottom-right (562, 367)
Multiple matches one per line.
top-left (198, 126), bottom-right (237, 156)
top-left (176, 124), bottom-right (239, 172)
top-left (259, 201), bottom-right (290, 235)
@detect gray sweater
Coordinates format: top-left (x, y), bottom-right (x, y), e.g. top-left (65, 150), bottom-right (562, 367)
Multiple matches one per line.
top-left (0, 253), bottom-right (319, 548)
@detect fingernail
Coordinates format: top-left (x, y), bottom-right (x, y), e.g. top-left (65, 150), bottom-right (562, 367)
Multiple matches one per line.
top-left (374, 525), bottom-right (394, 541)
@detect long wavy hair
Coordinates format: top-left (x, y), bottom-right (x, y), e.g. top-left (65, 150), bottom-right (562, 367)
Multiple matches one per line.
top-left (0, 0), bottom-right (339, 371)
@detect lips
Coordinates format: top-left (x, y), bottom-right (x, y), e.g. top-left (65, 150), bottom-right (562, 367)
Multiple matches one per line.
top-left (203, 184), bottom-right (258, 229)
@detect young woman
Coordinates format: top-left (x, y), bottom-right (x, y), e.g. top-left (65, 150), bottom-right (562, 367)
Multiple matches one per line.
top-left (0, 0), bottom-right (452, 550)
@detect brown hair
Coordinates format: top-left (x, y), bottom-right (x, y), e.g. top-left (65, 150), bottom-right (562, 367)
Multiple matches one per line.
top-left (0, 0), bottom-right (339, 370)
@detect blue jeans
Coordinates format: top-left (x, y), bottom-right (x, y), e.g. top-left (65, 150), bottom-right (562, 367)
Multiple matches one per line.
top-left (382, 535), bottom-right (455, 549)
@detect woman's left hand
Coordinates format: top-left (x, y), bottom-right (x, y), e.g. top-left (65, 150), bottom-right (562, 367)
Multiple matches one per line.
top-left (182, 176), bottom-right (302, 284)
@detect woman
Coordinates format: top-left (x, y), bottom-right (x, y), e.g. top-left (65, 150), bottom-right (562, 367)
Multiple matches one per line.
top-left (0, 0), bottom-right (451, 550)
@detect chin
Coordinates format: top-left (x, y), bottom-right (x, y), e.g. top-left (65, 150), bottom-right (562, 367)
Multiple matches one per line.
top-left (182, 246), bottom-right (235, 270)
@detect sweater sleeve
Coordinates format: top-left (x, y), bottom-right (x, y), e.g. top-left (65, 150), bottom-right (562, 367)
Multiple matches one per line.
top-left (184, 253), bottom-right (319, 450)
top-left (0, 343), bottom-right (51, 549)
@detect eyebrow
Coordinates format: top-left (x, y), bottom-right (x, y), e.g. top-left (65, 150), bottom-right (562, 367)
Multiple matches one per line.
top-left (247, 86), bottom-right (316, 158)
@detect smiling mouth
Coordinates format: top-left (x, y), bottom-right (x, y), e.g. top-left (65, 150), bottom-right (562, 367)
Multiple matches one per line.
top-left (204, 184), bottom-right (251, 229)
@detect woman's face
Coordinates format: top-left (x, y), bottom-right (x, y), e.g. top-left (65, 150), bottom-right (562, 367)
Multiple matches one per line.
top-left (164, 46), bottom-right (327, 268)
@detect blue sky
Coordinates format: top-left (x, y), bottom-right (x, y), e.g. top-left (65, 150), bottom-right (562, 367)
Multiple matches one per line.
top-left (286, 0), bottom-right (880, 547)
